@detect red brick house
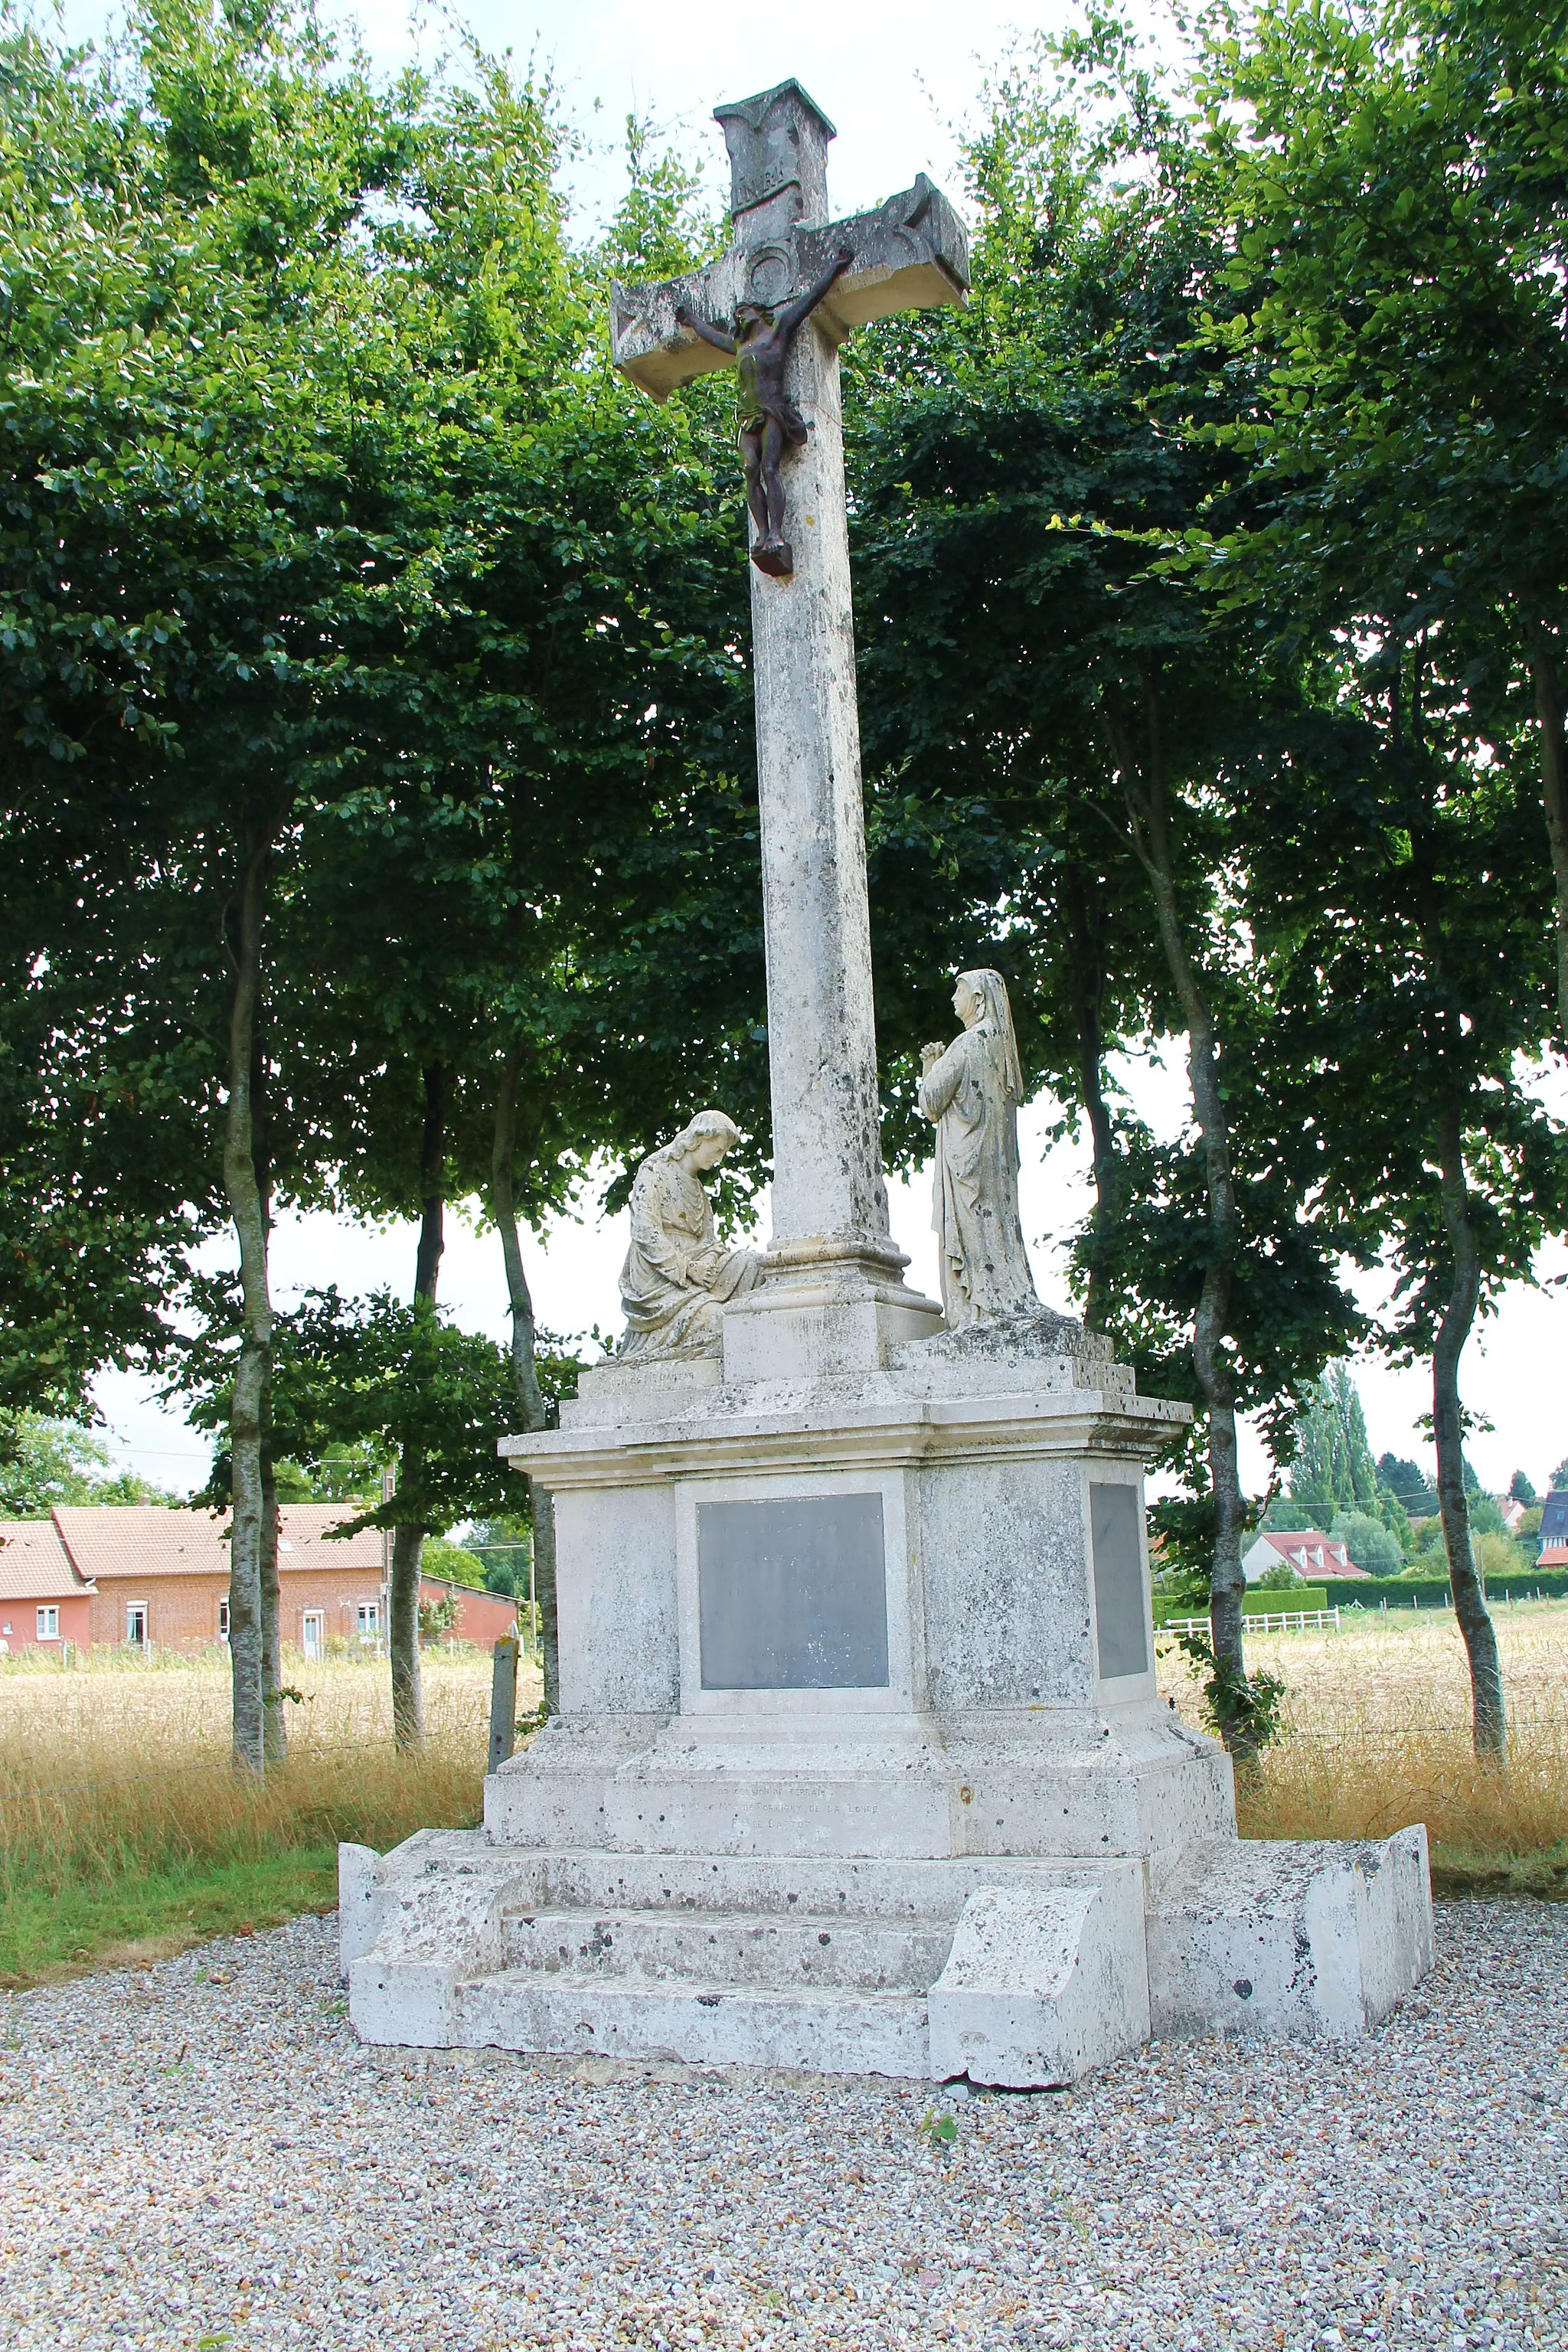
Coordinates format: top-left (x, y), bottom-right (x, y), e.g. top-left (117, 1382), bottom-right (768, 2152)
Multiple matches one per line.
top-left (0, 1506), bottom-right (515, 1655)
top-left (0, 1521), bottom-right (96, 1652)
top-left (416, 1576), bottom-right (520, 1648)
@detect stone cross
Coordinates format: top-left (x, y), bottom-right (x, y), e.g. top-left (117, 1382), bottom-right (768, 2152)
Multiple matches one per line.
top-left (611, 82), bottom-right (969, 1351)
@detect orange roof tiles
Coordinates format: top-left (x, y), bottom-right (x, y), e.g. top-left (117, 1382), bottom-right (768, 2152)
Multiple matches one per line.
top-left (52, 1505), bottom-right (228, 1582)
top-left (270, 1504), bottom-right (383, 1573)
top-left (0, 1521), bottom-right (95, 1602)
top-left (51, 1503), bottom-right (383, 1582)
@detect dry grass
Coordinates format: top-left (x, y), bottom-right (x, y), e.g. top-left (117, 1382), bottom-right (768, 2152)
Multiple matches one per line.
top-left (1158, 1601), bottom-right (1568, 1893)
top-left (0, 1647), bottom-right (539, 1981)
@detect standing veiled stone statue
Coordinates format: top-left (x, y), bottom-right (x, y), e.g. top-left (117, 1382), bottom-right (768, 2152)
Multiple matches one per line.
top-left (919, 969), bottom-right (1039, 1326)
top-left (619, 1111), bottom-right (763, 1359)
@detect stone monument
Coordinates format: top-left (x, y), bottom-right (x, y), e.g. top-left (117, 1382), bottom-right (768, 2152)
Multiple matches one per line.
top-left (341, 81), bottom-right (1432, 2083)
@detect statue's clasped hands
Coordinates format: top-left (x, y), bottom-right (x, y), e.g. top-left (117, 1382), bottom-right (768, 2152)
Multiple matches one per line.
top-left (920, 1040), bottom-right (945, 1073)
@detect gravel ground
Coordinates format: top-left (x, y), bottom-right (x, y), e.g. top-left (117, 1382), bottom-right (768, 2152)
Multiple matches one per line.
top-left (0, 1902), bottom-right (1563, 2351)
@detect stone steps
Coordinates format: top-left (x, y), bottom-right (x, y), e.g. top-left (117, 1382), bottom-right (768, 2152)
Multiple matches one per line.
top-left (500, 1903), bottom-right (954, 1991)
top-left (453, 1970), bottom-right (933, 2076)
top-left (455, 1839), bottom-right (1120, 1922)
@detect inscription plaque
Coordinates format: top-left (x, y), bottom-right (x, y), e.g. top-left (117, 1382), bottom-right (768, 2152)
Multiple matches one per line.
top-left (1089, 1481), bottom-right (1149, 1680)
top-left (697, 1493), bottom-right (890, 1690)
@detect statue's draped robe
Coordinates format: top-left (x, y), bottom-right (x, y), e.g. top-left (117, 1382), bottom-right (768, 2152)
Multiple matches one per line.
top-left (919, 1022), bottom-right (1038, 1325)
top-left (619, 1151), bottom-right (761, 1357)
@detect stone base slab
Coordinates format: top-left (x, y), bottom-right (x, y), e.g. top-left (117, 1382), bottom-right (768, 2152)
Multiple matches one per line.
top-left (1146, 1825), bottom-right (1434, 2041)
top-left (341, 1825), bottom-right (1432, 2082)
top-left (482, 1706), bottom-right (1237, 1871)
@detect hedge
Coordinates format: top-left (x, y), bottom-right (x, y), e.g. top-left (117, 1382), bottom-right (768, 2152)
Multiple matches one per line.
top-left (1320, 1571), bottom-right (1568, 1611)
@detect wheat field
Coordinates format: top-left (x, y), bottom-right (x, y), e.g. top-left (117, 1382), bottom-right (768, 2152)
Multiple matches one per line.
top-left (1159, 1601), bottom-right (1568, 1880)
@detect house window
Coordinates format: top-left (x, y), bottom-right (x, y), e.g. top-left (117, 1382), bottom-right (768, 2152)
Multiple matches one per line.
top-left (301, 1610), bottom-right (325, 1662)
top-left (126, 1604), bottom-right (148, 1648)
top-left (356, 1602), bottom-right (380, 1644)
top-left (217, 1599), bottom-right (230, 1642)
top-left (36, 1606), bottom-right (59, 1641)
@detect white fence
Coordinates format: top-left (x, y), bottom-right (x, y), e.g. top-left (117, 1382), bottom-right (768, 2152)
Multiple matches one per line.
top-left (1160, 1606), bottom-right (1341, 1638)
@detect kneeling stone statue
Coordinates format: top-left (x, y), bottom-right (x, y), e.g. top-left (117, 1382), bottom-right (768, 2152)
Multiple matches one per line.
top-left (618, 1111), bottom-right (763, 1359)
top-left (920, 968), bottom-right (1040, 1326)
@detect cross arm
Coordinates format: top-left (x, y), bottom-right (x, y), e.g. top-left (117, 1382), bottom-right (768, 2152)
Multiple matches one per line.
top-left (610, 174), bottom-right (971, 405)
top-left (609, 254), bottom-right (752, 406)
top-left (808, 175), bottom-right (971, 338)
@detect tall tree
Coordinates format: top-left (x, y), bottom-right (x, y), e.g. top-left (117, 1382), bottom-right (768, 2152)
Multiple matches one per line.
top-left (850, 18), bottom-right (1362, 1746)
top-left (1187, 0), bottom-right (1568, 1753)
top-left (1195, 0), bottom-right (1568, 1029)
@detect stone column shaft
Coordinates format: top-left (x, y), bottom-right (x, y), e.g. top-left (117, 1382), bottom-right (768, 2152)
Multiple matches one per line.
top-left (748, 318), bottom-right (896, 1274)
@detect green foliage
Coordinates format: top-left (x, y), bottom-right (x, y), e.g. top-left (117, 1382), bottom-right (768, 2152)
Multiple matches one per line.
top-left (1328, 1510), bottom-right (1404, 1579)
top-left (1509, 1470), bottom-right (1539, 1508)
top-left (420, 1539), bottom-right (485, 1589)
top-left (270, 1459), bottom-right (317, 1503)
top-left (4, 0), bottom-right (1568, 1729)
top-left (1380, 1454), bottom-right (1439, 1519)
top-left (0, 1412), bottom-right (175, 1515)
top-left (1169, 1625), bottom-right (1286, 1755)
top-left (1280, 1366), bottom-right (1380, 1523)
top-left (1474, 1530), bottom-right (1534, 1583)
top-left (417, 1592), bottom-right (462, 1641)
top-left (263, 1289), bottom-right (546, 1538)
top-left (1, 0), bottom-right (769, 1517)
top-left (464, 1516), bottom-right (531, 1599)
top-left (1253, 1560), bottom-right (1304, 1591)
top-left (849, 10), bottom-right (1366, 1515)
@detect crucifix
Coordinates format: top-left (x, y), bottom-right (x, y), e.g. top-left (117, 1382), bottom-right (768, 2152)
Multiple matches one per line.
top-left (612, 81), bottom-right (969, 1364)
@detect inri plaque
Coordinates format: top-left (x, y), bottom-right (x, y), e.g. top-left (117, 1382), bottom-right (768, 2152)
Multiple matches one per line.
top-left (697, 1493), bottom-right (890, 1690)
top-left (1089, 1481), bottom-right (1149, 1680)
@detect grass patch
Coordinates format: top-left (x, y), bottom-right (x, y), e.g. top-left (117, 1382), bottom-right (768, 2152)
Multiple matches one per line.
top-left (0, 1651), bottom-right (509, 1987)
top-left (0, 1848), bottom-right (343, 1985)
top-left (1426, 1845), bottom-right (1568, 1902)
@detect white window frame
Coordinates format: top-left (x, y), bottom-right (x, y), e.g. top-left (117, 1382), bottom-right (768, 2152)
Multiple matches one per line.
top-left (36, 1606), bottom-right (59, 1641)
top-left (356, 1601), bottom-right (380, 1644)
top-left (217, 1598), bottom-right (230, 1642)
top-left (301, 1609), bottom-right (325, 1661)
top-left (126, 1602), bottom-right (149, 1648)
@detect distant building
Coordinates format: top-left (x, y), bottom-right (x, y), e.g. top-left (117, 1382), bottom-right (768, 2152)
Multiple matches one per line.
top-left (1242, 1529), bottom-right (1367, 1584)
top-left (0, 1521), bottom-right (96, 1652)
top-left (1540, 1491), bottom-right (1568, 1566)
top-left (0, 1505), bottom-right (515, 1655)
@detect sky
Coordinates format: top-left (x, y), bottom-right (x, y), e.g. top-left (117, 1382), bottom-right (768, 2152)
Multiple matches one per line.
top-left (48, 0), bottom-right (1568, 1502)
top-left (59, 0), bottom-right (1064, 230)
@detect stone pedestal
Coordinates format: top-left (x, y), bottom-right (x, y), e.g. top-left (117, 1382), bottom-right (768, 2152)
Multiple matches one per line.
top-left (342, 1316), bottom-right (1432, 2081)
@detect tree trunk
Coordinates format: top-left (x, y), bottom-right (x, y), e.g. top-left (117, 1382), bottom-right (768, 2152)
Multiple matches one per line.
top-left (252, 1015), bottom-right (284, 1760)
top-left (1529, 622), bottom-right (1568, 1036)
top-left (1432, 1105), bottom-right (1506, 1758)
top-left (260, 1446), bottom-right (286, 1762)
top-left (1063, 866), bottom-right (1119, 1331)
top-left (1106, 682), bottom-right (1251, 1747)
top-left (492, 1045), bottom-right (559, 1713)
top-left (390, 1061), bottom-right (446, 1753)
top-left (221, 835), bottom-right (273, 1773)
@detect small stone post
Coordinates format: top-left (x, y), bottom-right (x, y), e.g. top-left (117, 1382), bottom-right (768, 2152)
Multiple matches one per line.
top-left (488, 1632), bottom-right (520, 1776)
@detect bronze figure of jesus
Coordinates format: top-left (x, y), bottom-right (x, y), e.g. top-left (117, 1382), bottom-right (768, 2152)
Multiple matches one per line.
top-left (676, 244), bottom-right (855, 577)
